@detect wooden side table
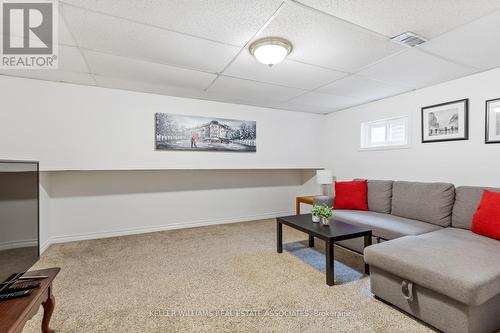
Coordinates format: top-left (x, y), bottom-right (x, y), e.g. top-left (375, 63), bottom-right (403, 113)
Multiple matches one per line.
top-left (0, 267), bottom-right (60, 333)
top-left (295, 195), bottom-right (316, 215)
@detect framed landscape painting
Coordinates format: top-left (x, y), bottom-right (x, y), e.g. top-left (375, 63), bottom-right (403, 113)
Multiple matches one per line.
top-left (421, 99), bottom-right (469, 143)
top-left (486, 98), bottom-right (500, 144)
top-left (155, 113), bottom-right (256, 152)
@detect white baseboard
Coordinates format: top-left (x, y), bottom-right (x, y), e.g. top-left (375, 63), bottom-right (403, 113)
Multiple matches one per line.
top-left (40, 240), bottom-right (51, 254)
top-left (47, 211), bottom-right (293, 245)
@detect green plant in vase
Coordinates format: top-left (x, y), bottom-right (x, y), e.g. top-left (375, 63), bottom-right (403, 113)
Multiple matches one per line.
top-left (316, 205), bottom-right (333, 226)
top-left (311, 204), bottom-right (323, 223)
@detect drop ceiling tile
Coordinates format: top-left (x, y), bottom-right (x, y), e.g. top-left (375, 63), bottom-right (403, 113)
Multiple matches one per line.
top-left (224, 52), bottom-right (347, 90)
top-left (282, 92), bottom-right (362, 112)
top-left (0, 70), bottom-right (95, 85)
top-left (257, 1), bottom-right (403, 72)
top-left (58, 45), bottom-right (89, 72)
top-left (420, 11), bottom-right (500, 70)
top-left (94, 76), bottom-right (208, 100)
top-left (61, 0), bottom-right (283, 46)
top-left (357, 49), bottom-right (476, 89)
top-left (206, 76), bottom-right (305, 106)
top-left (276, 103), bottom-right (333, 114)
top-left (85, 51), bottom-right (216, 89)
top-left (62, 4), bottom-right (240, 72)
top-left (299, 0), bottom-right (500, 39)
top-left (59, 11), bottom-right (77, 46)
top-left (318, 74), bottom-right (410, 101)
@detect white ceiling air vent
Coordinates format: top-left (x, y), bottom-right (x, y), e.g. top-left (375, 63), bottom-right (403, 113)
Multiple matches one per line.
top-left (390, 32), bottom-right (426, 47)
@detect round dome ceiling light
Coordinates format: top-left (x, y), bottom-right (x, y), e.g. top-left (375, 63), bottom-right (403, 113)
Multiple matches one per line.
top-left (249, 37), bottom-right (293, 67)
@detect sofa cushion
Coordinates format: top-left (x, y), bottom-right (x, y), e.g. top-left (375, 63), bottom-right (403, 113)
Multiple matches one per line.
top-left (365, 228), bottom-right (500, 306)
top-left (333, 210), bottom-right (441, 240)
top-left (334, 180), bottom-right (368, 210)
top-left (452, 186), bottom-right (500, 229)
top-left (355, 179), bottom-right (394, 214)
top-left (391, 181), bottom-right (455, 227)
top-left (471, 190), bottom-right (500, 240)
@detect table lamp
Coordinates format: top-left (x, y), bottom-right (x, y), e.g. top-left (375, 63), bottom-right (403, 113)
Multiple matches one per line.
top-left (316, 170), bottom-right (333, 196)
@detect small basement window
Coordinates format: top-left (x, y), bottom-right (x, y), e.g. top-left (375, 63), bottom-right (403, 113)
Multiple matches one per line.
top-left (361, 116), bottom-right (409, 150)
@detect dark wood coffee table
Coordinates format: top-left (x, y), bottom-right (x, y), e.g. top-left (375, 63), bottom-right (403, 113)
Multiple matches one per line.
top-left (277, 214), bottom-right (372, 286)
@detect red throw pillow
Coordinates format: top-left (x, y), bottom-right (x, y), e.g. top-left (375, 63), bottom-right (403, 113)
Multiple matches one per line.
top-left (334, 180), bottom-right (368, 211)
top-left (471, 190), bottom-right (500, 240)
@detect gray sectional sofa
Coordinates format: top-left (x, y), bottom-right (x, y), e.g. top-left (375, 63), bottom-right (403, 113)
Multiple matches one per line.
top-left (314, 180), bottom-right (500, 333)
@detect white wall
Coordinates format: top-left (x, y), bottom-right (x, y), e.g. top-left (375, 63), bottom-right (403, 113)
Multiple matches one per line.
top-left (47, 169), bottom-right (318, 243)
top-left (0, 76), bottom-right (324, 171)
top-left (324, 67), bottom-right (500, 187)
top-left (0, 76), bottom-right (324, 249)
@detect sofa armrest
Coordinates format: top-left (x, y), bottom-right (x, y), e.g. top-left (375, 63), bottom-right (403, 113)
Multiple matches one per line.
top-left (313, 195), bottom-right (334, 207)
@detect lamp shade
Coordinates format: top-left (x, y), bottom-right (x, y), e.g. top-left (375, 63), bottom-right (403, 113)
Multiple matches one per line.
top-left (316, 170), bottom-right (333, 185)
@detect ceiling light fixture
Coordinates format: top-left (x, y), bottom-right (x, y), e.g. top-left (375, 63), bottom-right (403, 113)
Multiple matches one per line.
top-left (249, 37), bottom-right (293, 67)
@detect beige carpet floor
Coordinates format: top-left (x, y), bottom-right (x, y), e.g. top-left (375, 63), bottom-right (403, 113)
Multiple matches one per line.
top-left (23, 219), bottom-right (437, 333)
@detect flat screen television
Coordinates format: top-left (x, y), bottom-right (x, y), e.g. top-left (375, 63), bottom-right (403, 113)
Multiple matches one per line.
top-left (0, 160), bottom-right (39, 293)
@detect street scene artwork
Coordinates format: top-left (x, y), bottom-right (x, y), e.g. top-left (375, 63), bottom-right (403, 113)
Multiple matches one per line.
top-left (427, 108), bottom-right (459, 137)
top-left (422, 99), bottom-right (468, 143)
top-left (486, 98), bottom-right (500, 143)
top-left (155, 113), bottom-right (256, 152)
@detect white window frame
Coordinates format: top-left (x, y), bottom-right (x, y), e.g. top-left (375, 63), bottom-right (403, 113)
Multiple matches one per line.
top-left (360, 116), bottom-right (410, 151)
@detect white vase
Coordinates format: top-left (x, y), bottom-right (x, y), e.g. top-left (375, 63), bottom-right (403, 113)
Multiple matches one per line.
top-left (312, 215), bottom-right (320, 223)
top-left (321, 217), bottom-right (330, 226)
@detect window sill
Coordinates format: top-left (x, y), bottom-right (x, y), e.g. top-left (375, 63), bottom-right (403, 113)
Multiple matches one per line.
top-left (359, 145), bottom-right (410, 152)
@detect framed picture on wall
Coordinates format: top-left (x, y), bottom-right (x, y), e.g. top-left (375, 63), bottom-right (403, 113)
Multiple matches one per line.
top-left (155, 113), bottom-right (256, 152)
top-left (486, 98), bottom-right (500, 144)
top-left (421, 99), bottom-right (469, 143)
